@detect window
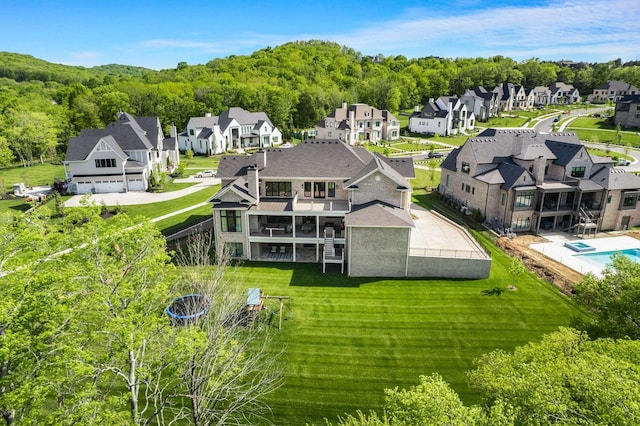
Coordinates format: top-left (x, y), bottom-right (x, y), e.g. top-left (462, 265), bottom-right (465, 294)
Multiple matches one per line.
top-left (304, 182), bottom-right (311, 197)
top-left (461, 162), bottom-right (470, 174)
top-left (225, 242), bottom-right (243, 258)
top-left (359, 122), bottom-right (363, 128)
top-left (314, 182), bottom-right (325, 198)
top-left (472, 187), bottom-right (475, 195)
top-left (221, 210), bottom-right (242, 232)
top-left (461, 183), bottom-right (464, 190)
top-left (445, 175), bottom-right (450, 187)
top-left (241, 125), bottom-right (253, 134)
top-left (501, 193), bottom-right (506, 205)
top-left (328, 182), bottom-right (336, 198)
top-left (465, 184), bottom-right (470, 193)
top-left (514, 191), bottom-right (534, 207)
top-left (622, 194), bottom-right (638, 208)
top-left (571, 167), bottom-right (586, 178)
top-left (375, 121), bottom-right (381, 127)
top-left (512, 217), bottom-right (531, 230)
top-left (367, 121), bottom-right (371, 128)
top-left (391, 130), bottom-right (398, 137)
top-left (95, 158), bottom-right (116, 168)
top-left (189, 129), bottom-right (195, 136)
top-left (265, 182), bottom-right (292, 197)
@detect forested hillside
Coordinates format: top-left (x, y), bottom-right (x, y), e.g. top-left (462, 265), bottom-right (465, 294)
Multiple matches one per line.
top-left (1, 40), bottom-right (639, 167)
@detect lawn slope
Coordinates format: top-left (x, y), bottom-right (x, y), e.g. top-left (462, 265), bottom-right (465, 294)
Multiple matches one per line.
top-left (231, 242), bottom-right (583, 425)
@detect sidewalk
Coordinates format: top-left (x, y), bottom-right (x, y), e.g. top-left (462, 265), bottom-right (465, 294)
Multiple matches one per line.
top-left (63, 177), bottom-right (220, 207)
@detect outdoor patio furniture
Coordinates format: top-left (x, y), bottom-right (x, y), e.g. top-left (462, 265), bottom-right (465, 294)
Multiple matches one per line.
top-left (280, 246), bottom-right (286, 253)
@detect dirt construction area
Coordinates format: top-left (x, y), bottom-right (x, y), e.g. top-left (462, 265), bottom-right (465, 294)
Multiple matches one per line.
top-left (496, 231), bottom-right (640, 295)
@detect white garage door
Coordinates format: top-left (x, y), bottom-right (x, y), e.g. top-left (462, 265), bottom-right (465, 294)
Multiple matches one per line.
top-left (76, 181), bottom-right (93, 194)
top-left (94, 179), bottom-right (124, 193)
top-left (128, 178), bottom-right (145, 191)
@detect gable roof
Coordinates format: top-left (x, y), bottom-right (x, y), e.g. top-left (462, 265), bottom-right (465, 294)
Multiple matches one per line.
top-left (65, 112), bottom-right (160, 162)
top-left (590, 167), bottom-right (640, 190)
top-left (616, 94), bottom-right (640, 112)
top-left (343, 155), bottom-right (410, 190)
top-left (594, 80), bottom-right (640, 93)
top-left (215, 140), bottom-right (414, 189)
top-left (345, 201), bottom-right (414, 228)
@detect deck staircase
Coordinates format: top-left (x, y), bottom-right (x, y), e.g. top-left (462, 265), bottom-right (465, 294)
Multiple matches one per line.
top-left (322, 227), bottom-right (344, 273)
top-left (324, 227), bottom-right (335, 257)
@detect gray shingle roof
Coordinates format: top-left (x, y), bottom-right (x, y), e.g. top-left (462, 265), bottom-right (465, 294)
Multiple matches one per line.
top-left (590, 167), bottom-right (640, 190)
top-left (65, 113), bottom-right (160, 162)
top-left (345, 201), bottom-right (414, 228)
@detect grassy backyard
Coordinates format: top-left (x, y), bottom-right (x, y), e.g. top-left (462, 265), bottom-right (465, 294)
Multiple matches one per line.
top-left (236, 233), bottom-right (584, 424)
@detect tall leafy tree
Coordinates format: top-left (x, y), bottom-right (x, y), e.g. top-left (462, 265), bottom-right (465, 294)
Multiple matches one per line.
top-left (574, 253), bottom-right (640, 339)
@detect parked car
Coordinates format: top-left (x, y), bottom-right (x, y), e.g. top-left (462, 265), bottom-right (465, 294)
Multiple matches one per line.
top-left (618, 158), bottom-right (631, 166)
top-left (428, 152), bottom-right (445, 158)
top-left (196, 169), bottom-right (216, 178)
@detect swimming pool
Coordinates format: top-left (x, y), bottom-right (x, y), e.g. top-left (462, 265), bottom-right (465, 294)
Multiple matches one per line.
top-left (576, 248), bottom-right (640, 269)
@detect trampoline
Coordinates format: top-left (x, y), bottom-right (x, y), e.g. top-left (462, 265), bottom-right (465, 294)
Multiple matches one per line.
top-left (166, 294), bottom-right (209, 325)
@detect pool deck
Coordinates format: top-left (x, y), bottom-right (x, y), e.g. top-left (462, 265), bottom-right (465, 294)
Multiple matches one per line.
top-left (530, 234), bottom-right (640, 276)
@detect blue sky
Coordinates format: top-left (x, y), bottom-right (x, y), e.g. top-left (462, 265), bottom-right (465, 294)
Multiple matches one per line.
top-left (2, 0), bottom-right (638, 70)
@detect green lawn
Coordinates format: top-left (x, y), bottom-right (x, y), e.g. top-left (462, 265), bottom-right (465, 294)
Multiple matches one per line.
top-left (154, 203), bottom-right (212, 236)
top-left (568, 117), bottom-right (614, 130)
top-left (116, 185), bottom-right (219, 220)
top-left (181, 154), bottom-right (222, 171)
top-left (236, 236), bottom-right (584, 424)
top-left (0, 162), bottom-right (65, 192)
top-left (485, 116), bottom-right (529, 127)
top-left (412, 166), bottom-right (441, 194)
top-left (570, 128), bottom-right (640, 147)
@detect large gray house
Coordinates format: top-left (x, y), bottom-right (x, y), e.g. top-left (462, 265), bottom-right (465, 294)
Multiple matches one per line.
top-left (64, 112), bottom-right (179, 194)
top-left (209, 140), bottom-right (490, 278)
top-left (440, 128), bottom-right (640, 234)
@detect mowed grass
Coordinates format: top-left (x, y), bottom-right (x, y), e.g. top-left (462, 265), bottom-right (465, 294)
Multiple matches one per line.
top-left (233, 236), bottom-right (584, 425)
top-left (0, 162), bottom-right (65, 192)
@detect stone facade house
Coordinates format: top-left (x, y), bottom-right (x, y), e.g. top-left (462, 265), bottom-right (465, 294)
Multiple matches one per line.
top-left (532, 86), bottom-right (552, 105)
top-left (439, 128), bottom-right (640, 234)
top-left (209, 140), bottom-right (490, 278)
top-left (589, 81), bottom-right (640, 103)
top-left (614, 95), bottom-right (640, 128)
top-left (64, 112), bottom-right (179, 194)
top-left (314, 102), bottom-right (400, 144)
top-left (549, 82), bottom-right (580, 104)
top-left (461, 87), bottom-right (500, 121)
top-left (408, 96), bottom-right (475, 136)
top-left (177, 108), bottom-right (282, 155)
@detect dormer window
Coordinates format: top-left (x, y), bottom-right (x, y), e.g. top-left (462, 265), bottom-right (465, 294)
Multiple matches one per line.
top-left (461, 162), bottom-right (471, 174)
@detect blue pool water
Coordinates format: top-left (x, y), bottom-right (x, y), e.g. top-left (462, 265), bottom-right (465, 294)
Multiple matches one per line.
top-left (576, 249), bottom-right (640, 268)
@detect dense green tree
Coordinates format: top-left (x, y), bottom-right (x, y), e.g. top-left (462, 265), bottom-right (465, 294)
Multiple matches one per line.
top-left (468, 327), bottom-right (640, 425)
top-left (337, 328), bottom-right (640, 426)
top-left (574, 253), bottom-right (640, 339)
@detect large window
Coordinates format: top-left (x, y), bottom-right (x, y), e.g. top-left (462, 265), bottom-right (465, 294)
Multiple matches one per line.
top-left (304, 182), bottom-right (311, 197)
top-left (514, 191), bottom-right (535, 207)
top-left (225, 242), bottom-right (243, 258)
top-left (328, 182), bottom-right (336, 198)
top-left (265, 181), bottom-right (292, 197)
top-left (571, 167), bottom-right (586, 178)
top-left (461, 162), bottom-right (471, 174)
top-left (95, 158), bottom-right (116, 168)
top-left (512, 217), bottom-right (531, 230)
top-left (221, 210), bottom-right (242, 232)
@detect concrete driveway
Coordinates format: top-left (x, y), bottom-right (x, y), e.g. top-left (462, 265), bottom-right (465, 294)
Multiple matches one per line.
top-left (63, 177), bottom-right (220, 207)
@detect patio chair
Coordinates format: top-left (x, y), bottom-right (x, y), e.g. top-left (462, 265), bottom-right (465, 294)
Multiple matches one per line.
top-left (280, 246), bottom-right (286, 254)
top-left (270, 246), bottom-right (277, 253)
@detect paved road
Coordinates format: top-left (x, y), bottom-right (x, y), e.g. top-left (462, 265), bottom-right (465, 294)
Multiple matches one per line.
top-left (63, 176), bottom-right (220, 207)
